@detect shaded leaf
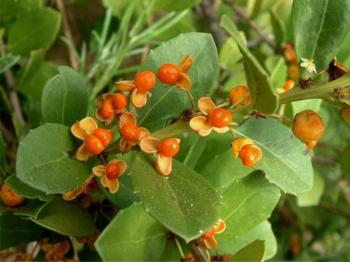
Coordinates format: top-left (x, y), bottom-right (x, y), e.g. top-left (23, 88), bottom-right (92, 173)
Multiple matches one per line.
top-left (0, 214), bottom-right (43, 250)
top-left (41, 66), bottom-right (89, 126)
top-left (0, 54), bottom-right (20, 74)
top-left (270, 10), bottom-right (286, 49)
top-left (16, 123), bottom-right (90, 194)
top-left (0, 132), bottom-right (5, 176)
top-left (236, 118), bottom-right (313, 195)
top-left (130, 153), bottom-right (220, 242)
top-left (31, 197), bottom-right (95, 237)
top-left (0, 200), bottom-right (48, 218)
top-left (297, 172), bottom-right (325, 207)
top-left (8, 7), bottom-right (61, 55)
top-left (95, 203), bottom-right (167, 261)
top-left (229, 240), bottom-right (266, 262)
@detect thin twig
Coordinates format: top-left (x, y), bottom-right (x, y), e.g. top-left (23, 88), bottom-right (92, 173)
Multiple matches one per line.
top-left (198, 0), bottom-right (226, 46)
top-left (55, 0), bottom-right (79, 70)
top-left (318, 202), bottom-right (350, 219)
top-left (189, 241), bottom-right (210, 262)
top-left (4, 71), bottom-right (25, 127)
top-left (226, 1), bottom-right (276, 50)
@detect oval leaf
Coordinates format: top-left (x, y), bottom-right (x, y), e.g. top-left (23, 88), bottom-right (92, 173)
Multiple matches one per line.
top-left (95, 203), bottom-right (167, 261)
top-left (229, 240), bottom-right (266, 262)
top-left (16, 123), bottom-right (90, 194)
top-left (130, 153), bottom-right (220, 242)
top-left (138, 32), bottom-right (219, 130)
top-left (219, 172), bottom-right (280, 238)
top-left (292, 0), bottom-right (350, 71)
top-left (31, 197), bottom-right (95, 237)
top-left (236, 118), bottom-right (313, 195)
top-left (41, 66), bottom-right (89, 126)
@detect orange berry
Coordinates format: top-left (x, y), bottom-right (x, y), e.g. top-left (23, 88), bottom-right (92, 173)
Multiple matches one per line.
top-left (288, 64), bottom-right (299, 81)
top-left (305, 140), bottom-right (317, 149)
top-left (85, 135), bottom-right (105, 155)
top-left (229, 85), bottom-right (252, 106)
top-left (292, 110), bottom-right (325, 143)
top-left (209, 108), bottom-right (232, 128)
top-left (0, 184), bottom-right (24, 207)
top-left (231, 138), bottom-right (253, 157)
top-left (120, 122), bottom-right (141, 142)
top-left (157, 64), bottom-right (180, 85)
top-left (112, 93), bottom-right (128, 110)
top-left (283, 80), bottom-right (295, 92)
top-left (93, 128), bottom-right (113, 146)
top-left (100, 99), bottom-right (114, 119)
top-left (159, 138), bottom-right (180, 157)
top-left (202, 228), bottom-right (215, 240)
top-left (341, 105), bottom-right (350, 125)
top-left (134, 71), bottom-right (156, 93)
top-left (239, 144), bottom-right (262, 167)
top-left (284, 43), bottom-right (297, 64)
top-left (106, 162), bottom-right (121, 180)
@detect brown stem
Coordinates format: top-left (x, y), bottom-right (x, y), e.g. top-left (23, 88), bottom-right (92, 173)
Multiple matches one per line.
top-left (226, 1), bottom-right (276, 50)
top-left (4, 71), bottom-right (26, 127)
top-left (318, 202), bottom-right (350, 219)
top-left (55, 0), bottom-right (80, 70)
top-left (188, 241), bottom-right (210, 262)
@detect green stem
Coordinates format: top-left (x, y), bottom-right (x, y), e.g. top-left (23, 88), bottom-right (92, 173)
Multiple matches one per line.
top-left (279, 73), bottom-right (350, 104)
top-left (152, 120), bottom-right (191, 140)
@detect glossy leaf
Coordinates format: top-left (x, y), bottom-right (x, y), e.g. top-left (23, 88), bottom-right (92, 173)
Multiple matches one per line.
top-left (130, 153), bottom-right (220, 242)
top-left (217, 221), bottom-right (277, 260)
top-left (0, 54), bottom-right (20, 74)
top-left (5, 176), bottom-right (52, 201)
top-left (0, 200), bottom-right (48, 218)
top-left (297, 172), bottom-right (324, 207)
top-left (236, 118), bottom-right (313, 195)
top-left (219, 172), bottom-right (280, 238)
top-left (138, 33), bottom-right (219, 130)
top-left (0, 214), bottom-right (43, 250)
top-left (229, 240), bottom-right (266, 262)
top-left (16, 123), bottom-right (90, 194)
top-left (8, 7), bottom-right (61, 55)
top-left (220, 15), bottom-right (279, 114)
top-left (41, 66), bottom-right (89, 126)
top-left (18, 49), bottom-right (57, 100)
top-left (31, 197), bottom-right (95, 237)
top-left (292, 0), bottom-right (350, 71)
top-left (95, 203), bottom-right (167, 261)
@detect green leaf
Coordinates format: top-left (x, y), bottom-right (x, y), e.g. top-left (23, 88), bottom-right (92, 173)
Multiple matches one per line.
top-left (220, 15), bottom-right (279, 114)
top-left (270, 10), bottom-right (286, 49)
top-left (95, 203), bottom-right (167, 261)
top-left (18, 49), bottom-right (57, 100)
top-left (31, 197), bottom-right (95, 237)
top-left (8, 7), bottom-right (61, 55)
top-left (0, 54), bottom-right (20, 74)
top-left (0, 0), bottom-right (42, 22)
top-left (0, 200), bottom-right (48, 218)
top-left (41, 66), bottom-right (89, 126)
top-left (5, 176), bottom-right (52, 201)
top-left (292, 0), bottom-right (350, 71)
top-left (154, 0), bottom-right (201, 11)
top-left (0, 86), bottom-right (11, 113)
top-left (130, 153), bottom-right (220, 242)
top-left (341, 145), bottom-right (350, 173)
top-left (217, 221), bottom-right (277, 260)
top-left (194, 133), bottom-right (252, 193)
top-left (138, 33), bottom-right (219, 130)
top-left (101, 0), bottom-right (129, 18)
top-left (16, 123), bottom-right (90, 194)
top-left (236, 118), bottom-right (313, 195)
top-left (0, 132), bottom-right (5, 176)
top-left (229, 240), bottom-right (266, 262)
top-left (219, 172), bottom-right (280, 238)
top-left (297, 172), bottom-right (324, 207)
top-left (219, 37), bottom-right (242, 71)
top-left (0, 214), bottom-right (43, 250)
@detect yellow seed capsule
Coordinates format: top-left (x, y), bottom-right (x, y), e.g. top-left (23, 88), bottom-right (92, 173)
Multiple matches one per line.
top-left (231, 138), bottom-right (253, 158)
